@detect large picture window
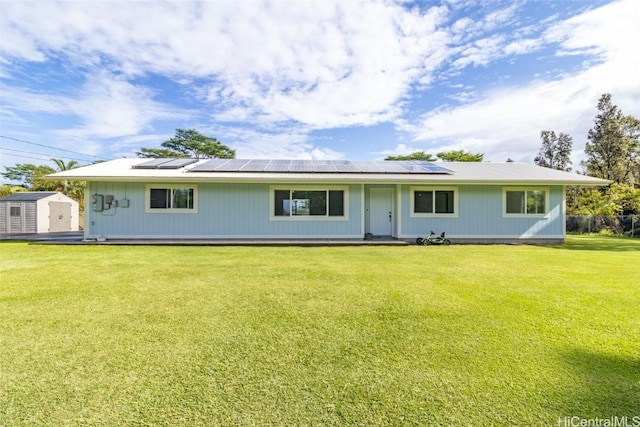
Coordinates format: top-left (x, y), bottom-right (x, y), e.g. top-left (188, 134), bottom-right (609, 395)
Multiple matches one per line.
top-left (410, 187), bottom-right (458, 217)
top-left (146, 185), bottom-right (197, 213)
top-left (503, 188), bottom-right (548, 216)
top-left (271, 187), bottom-right (347, 220)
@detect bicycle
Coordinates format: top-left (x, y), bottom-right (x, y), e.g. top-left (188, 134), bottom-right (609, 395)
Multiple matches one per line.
top-left (416, 231), bottom-right (451, 245)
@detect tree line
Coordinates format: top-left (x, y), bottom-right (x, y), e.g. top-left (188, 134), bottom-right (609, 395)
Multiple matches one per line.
top-left (536, 94), bottom-right (640, 216)
top-left (2, 94), bottom-right (639, 216)
top-left (386, 93), bottom-right (640, 216)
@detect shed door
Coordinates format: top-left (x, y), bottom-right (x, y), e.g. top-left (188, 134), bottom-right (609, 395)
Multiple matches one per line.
top-left (8, 202), bottom-right (25, 233)
top-left (370, 188), bottom-right (393, 236)
top-left (49, 202), bottom-right (71, 232)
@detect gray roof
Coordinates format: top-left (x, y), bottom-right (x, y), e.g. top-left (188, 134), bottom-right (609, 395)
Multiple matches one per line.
top-left (0, 191), bottom-right (58, 202)
top-left (48, 158), bottom-right (612, 185)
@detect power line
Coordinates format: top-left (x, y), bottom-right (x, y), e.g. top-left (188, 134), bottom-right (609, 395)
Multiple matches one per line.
top-left (0, 135), bottom-right (110, 161)
top-left (0, 152), bottom-right (55, 162)
top-left (0, 147), bottom-right (91, 163)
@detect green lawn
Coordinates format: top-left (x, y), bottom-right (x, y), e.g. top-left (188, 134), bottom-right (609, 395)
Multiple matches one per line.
top-left (1, 236), bottom-right (639, 426)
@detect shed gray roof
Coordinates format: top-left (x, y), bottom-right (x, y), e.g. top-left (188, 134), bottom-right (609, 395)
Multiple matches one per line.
top-left (0, 191), bottom-right (58, 202)
top-left (48, 158), bottom-right (612, 185)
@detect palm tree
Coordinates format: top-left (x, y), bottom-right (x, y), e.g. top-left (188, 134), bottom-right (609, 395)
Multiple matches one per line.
top-left (51, 158), bottom-right (79, 172)
top-left (50, 159), bottom-right (83, 203)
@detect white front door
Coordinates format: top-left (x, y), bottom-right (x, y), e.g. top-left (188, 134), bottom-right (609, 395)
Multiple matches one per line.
top-left (370, 188), bottom-right (393, 236)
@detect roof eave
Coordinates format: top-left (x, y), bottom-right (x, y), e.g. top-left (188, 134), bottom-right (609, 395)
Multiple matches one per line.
top-left (48, 174), bottom-right (612, 186)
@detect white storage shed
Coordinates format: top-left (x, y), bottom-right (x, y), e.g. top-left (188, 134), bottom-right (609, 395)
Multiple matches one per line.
top-left (0, 192), bottom-right (79, 234)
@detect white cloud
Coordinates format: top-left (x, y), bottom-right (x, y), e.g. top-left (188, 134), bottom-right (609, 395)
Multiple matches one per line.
top-left (449, 2), bottom-right (520, 43)
top-left (198, 123), bottom-right (343, 160)
top-left (1, 72), bottom-right (189, 139)
top-left (1, 0), bottom-right (637, 165)
top-left (201, 1), bottom-right (454, 128)
top-left (482, 2), bottom-right (520, 30)
top-left (411, 0), bottom-right (640, 164)
top-left (451, 35), bottom-right (506, 69)
top-left (503, 38), bottom-right (541, 55)
top-left (0, 0), bottom-right (454, 131)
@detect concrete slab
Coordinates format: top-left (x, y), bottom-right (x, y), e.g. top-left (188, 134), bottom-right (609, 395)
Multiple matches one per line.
top-left (3, 231), bottom-right (408, 246)
top-left (0, 231), bottom-right (84, 242)
top-left (32, 238), bottom-right (408, 247)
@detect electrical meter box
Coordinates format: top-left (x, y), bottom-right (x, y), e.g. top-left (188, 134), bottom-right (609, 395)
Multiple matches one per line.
top-left (92, 195), bottom-right (104, 212)
top-left (118, 199), bottom-right (130, 208)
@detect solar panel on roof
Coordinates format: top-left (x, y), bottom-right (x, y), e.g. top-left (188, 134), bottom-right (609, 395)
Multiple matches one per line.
top-left (334, 161), bottom-right (358, 172)
top-left (156, 158), bottom-right (198, 169)
top-left (399, 162), bottom-right (424, 173)
top-left (384, 163), bottom-right (412, 173)
top-left (289, 161), bottom-right (315, 172)
top-left (133, 158), bottom-right (174, 169)
top-left (410, 162), bottom-right (452, 173)
top-left (264, 160), bottom-right (291, 171)
top-left (214, 159), bottom-right (251, 171)
top-left (241, 159), bottom-right (271, 171)
top-left (312, 161), bottom-right (337, 172)
top-left (189, 159), bottom-right (231, 172)
top-left (133, 158), bottom-right (198, 169)
top-left (350, 161), bottom-right (386, 173)
top-left (185, 159), bottom-right (453, 174)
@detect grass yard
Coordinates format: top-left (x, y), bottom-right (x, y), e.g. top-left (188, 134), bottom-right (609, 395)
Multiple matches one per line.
top-left (1, 236), bottom-right (639, 426)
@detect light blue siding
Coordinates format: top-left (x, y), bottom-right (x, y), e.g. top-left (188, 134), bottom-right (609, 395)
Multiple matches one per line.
top-left (86, 181), bottom-right (565, 240)
top-left (399, 184), bottom-right (565, 238)
top-left (87, 182), bottom-right (362, 238)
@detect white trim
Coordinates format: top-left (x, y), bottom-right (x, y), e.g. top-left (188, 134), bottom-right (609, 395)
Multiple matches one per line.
top-left (86, 233), bottom-right (364, 240)
top-left (145, 184), bottom-right (198, 213)
top-left (269, 185), bottom-right (349, 221)
top-left (409, 186), bottom-right (459, 218)
top-left (360, 184), bottom-right (365, 236)
top-left (84, 186), bottom-right (91, 240)
top-left (502, 187), bottom-right (549, 218)
top-left (396, 184), bottom-right (402, 238)
top-left (369, 187), bottom-right (394, 236)
top-left (562, 185), bottom-right (567, 237)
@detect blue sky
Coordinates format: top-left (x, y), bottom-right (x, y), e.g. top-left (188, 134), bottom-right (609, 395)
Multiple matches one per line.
top-left (1, 0), bottom-right (639, 180)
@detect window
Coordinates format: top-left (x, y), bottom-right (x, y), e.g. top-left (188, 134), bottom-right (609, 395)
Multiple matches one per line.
top-left (410, 187), bottom-right (457, 217)
top-left (503, 188), bottom-right (548, 216)
top-left (10, 206), bottom-right (21, 217)
top-left (146, 185), bottom-right (197, 213)
top-left (271, 187), bottom-right (347, 220)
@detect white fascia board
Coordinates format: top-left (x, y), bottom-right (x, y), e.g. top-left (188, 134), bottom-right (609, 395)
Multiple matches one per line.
top-left (73, 176), bottom-right (611, 186)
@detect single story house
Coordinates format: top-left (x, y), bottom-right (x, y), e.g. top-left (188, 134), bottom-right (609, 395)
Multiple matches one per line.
top-left (0, 191), bottom-right (80, 234)
top-left (48, 158), bottom-right (609, 243)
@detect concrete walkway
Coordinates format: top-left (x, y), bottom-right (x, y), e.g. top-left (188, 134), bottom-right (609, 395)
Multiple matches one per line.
top-left (0, 231), bottom-right (84, 242)
top-left (2, 232), bottom-right (408, 246)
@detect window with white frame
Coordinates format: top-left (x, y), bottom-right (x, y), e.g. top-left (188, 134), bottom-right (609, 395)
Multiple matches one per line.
top-left (410, 187), bottom-right (458, 217)
top-left (271, 187), bottom-right (347, 220)
top-left (10, 206), bottom-right (21, 217)
top-left (503, 188), bottom-right (548, 216)
top-left (146, 184), bottom-right (197, 213)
